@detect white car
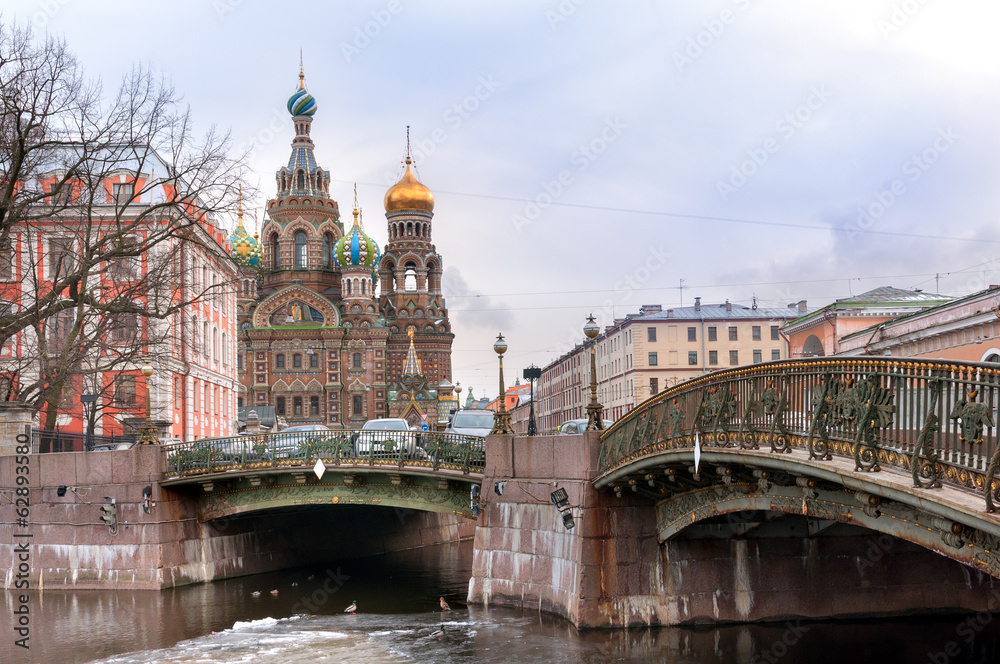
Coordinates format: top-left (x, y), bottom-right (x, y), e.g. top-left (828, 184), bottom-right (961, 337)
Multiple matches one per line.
top-left (445, 410), bottom-right (495, 438)
top-left (353, 418), bottom-right (418, 457)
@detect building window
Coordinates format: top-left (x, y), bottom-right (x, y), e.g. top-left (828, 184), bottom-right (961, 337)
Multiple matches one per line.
top-left (108, 235), bottom-right (139, 279)
top-left (709, 350), bottom-right (718, 365)
top-left (753, 349), bottom-right (762, 363)
top-left (648, 352), bottom-right (658, 366)
top-left (352, 394), bottom-right (363, 415)
top-left (772, 349), bottom-right (781, 361)
top-left (323, 233), bottom-right (332, 268)
top-left (113, 375), bottom-right (136, 408)
top-left (109, 313), bottom-right (138, 343)
top-left (293, 396), bottom-right (303, 416)
top-left (752, 325), bottom-right (761, 341)
top-left (309, 353), bottom-right (318, 368)
top-left (729, 327), bottom-right (738, 341)
top-left (237, 354), bottom-right (243, 371)
top-left (771, 325), bottom-right (780, 340)
top-left (310, 395), bottom-right (319, 415)
top-left (293, 354), bottom-right (302, 368)
top-left (203, 322), bottom-right (209, 357)
top-left (353, 353), bottom-right (362, 368)
top-left (48, 309), bottom-right (74, 346)
top-left (708, 326), bottom-right (717, 342)
top-left (0, 238), bottom-right (11, 280)
top-left (48, 237), bottom-right (74, 278)
top-left (688, 351), bottom-right (698, 365)
top-left (295, 231), bottom-right (307, 268)
top-left (112, 182), bottom-right (133, 205)
top-left (729, 350), bottom-right (739, 365)
top-left (276, 396), bottom-right (286, 415)
top-left (647, 327), bottom-right (656, 342)
top-left (649, 378), bottom-right (658, 395)
top-left (271, 233), bottom-right (280, 269)
top-left (687, 327), bottom-right (696, 342)
top-left (276, 354), bottom-right (285, 369)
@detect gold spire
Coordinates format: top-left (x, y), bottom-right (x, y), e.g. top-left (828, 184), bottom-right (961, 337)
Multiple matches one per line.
top-left (352, 183), bottom-right (360, 225)
top-left (235, 184), bottom-right (245, 230)
top-left (252, 209), bottom-right (259, 240)
top-left (384, 129), bottom-right (435, 212)
top-left (402, 326), bottom-right (422, 375)
top-left (298, 49), bottom-right (305, 89)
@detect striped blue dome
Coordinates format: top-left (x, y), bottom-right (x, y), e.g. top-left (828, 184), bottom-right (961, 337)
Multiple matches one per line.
top-left (287, 87), bottom-right (316, 117)
top-left (333, 218), bottom-right (380, 268)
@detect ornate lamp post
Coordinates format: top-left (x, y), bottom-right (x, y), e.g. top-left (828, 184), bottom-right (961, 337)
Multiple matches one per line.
top-left (490, 334), bottom-right (514, 434)
top-left (455, 381), bottom-right (462, 409)
top-left (523, 365), bottom-right (541, 436)
top-left (584, 314), bottom-right (604, 431)
top-left (137, 361), bottom-right (159, 445)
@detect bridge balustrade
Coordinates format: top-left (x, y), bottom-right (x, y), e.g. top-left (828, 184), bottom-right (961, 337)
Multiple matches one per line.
top-left (598, 358), bottom-right (1000, 511)
top-left (162, 429), bottom-right (485, 479)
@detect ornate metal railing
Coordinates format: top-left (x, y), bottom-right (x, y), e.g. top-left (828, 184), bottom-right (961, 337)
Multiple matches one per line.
top-left (162, 430), bottom-right (485, 479)
top-left (599, 358), bottom-right (1000, 512)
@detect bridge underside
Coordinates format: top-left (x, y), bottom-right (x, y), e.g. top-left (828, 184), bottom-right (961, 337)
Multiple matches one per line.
top-left (596, 447), bottom-right (1000, 579)
top-left (161, 465), bottom-right (480, 521)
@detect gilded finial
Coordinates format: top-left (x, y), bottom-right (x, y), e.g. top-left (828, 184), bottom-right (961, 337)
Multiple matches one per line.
top-left (298, 49), bottom-right (305, 89)
top-left (252, 209), bottom-right (258, 239)
top-left (236, 184), bottom-right (244, 228)
top-left (352, 183), bottom-right (360, 224)
top-left (405, 125), bottom-right (412, 165)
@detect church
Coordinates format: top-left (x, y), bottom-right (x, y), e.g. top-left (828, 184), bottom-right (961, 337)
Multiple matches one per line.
top-left (228, 67), bottom-right (458, 430)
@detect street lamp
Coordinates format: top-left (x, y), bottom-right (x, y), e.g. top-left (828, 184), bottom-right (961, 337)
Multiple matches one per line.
top-left (137, 360), bottom-right (159, 445)
top-left (490, 334), bottom-right (514, 434)
top-left (81, 393), bottom-right (97, 451)
top-left (523, 365), bottom-right (541, 436)
top-left (584, 314), bottom-right (604, 431)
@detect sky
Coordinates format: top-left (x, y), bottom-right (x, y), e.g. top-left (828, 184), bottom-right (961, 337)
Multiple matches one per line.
top-left (8, 0), bottom-right (1000, 400)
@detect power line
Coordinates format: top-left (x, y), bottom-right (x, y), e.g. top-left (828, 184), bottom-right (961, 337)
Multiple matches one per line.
top-left (336, 178), bottom-right (1000, 245)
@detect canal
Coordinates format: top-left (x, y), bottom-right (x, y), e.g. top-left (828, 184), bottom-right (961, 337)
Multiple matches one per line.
top-left (4, 540), bottom-right (1000, 663)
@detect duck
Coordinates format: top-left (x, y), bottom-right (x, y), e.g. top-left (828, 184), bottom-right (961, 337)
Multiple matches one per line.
top-left (250, 591), bottom-right (261, 598)
top-left (344, 600), bottom-right (357, 614)
top-left (270, 589), bottom-right (279, 596)
top-left (307, 575), bottom-right (316, 581)
top-left (439, 597), bottom-right (451, 611)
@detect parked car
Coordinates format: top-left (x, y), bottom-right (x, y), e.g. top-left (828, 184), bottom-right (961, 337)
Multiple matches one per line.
top-left (271, 424), bottom-right (333, 461)
top-left (557, 418), bottom-right (614, 434)
top-left (353, 418), bottom-right (421, 458)
top-left (92, 441), bottom-right (136, 451)
top-left (445, 410), bottom-right (495, 438)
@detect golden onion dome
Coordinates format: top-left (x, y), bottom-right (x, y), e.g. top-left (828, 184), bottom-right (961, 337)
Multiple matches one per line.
top-left (384, 157), bottom-right (434, 212)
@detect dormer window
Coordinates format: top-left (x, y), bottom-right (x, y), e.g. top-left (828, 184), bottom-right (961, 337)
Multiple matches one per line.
top-left (112, 182), bottom-right (133, 205)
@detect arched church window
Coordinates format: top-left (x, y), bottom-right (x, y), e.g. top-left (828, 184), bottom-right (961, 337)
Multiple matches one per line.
top-left (297, 171), bottom-right (305, 191)
top-left (271, 233), bottom-right (280, 269)
top-left (323, 233), bottom-right (332, 268)
top-left (407, 222), bottom-right (413, 237)
top-left (346, 279), bottom-right (352, 295)
top-left (404, 262), bottom-right (417, 291)
top-left (295, 232), bottom-right (307, 268)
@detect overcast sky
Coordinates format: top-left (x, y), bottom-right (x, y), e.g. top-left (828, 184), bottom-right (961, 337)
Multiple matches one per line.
top-left (10, 0), bottom-right (1000, 400)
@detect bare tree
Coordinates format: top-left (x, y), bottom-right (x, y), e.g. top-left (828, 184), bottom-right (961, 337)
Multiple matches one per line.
top-left (0, 20), bottom-right (249, 446)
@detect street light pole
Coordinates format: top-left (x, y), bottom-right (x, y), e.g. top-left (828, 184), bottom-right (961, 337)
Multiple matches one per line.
top-left (523, 365), bottom-right (541, 436)
top-left (490, 334), bottom-right (514, 435)
top-left (137, 361), bottom-right (159, 445)
top-left (584, 314), bottom-right (604, 431)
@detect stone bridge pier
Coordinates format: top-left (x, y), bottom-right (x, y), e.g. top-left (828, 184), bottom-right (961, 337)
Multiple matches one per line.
top-left (467, 432), bottom-right (1000, 629)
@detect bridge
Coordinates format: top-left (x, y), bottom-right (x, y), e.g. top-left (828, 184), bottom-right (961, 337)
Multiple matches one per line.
top-left (160, 430), bottom-right (485, 521)
top-left (594, 357), bottom-right (1000, 577)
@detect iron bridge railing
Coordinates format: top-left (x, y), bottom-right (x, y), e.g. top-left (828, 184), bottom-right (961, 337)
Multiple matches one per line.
top-left (599, 358), bottom-right (1000, 513)
top-left (162, 429), bottom-right (485, 479)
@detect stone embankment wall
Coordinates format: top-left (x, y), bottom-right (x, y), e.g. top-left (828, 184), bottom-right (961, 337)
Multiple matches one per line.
top-left (468, 432), bottom-right (1000, 629)
top-left (0, 447), bottom-right (472, 590)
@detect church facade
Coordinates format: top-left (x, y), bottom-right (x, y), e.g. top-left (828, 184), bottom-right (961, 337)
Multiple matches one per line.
top-left (230, 69), bottom-right (457, 430)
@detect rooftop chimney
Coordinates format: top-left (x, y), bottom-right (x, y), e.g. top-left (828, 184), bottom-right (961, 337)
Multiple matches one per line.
top-left (694, 297), bottom-right (701, 312)
top-left (666, 309), bottom-right (674, 318)
top-left (797, 299), bottom-right (807, 312)
top-left (725, 299), bottom-right (732, 312)
top-left (639, 304), bottom-right (663, 315)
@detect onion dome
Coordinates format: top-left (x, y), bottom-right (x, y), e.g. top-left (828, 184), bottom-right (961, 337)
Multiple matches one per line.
top-left (287, 68), bottom-right (316, 117)
top-left (334, 206), bottom-right (380, 268)
top-left (228, 192), bottom-right (261, 268)
top-left (384, 157), bottom-right (434, 212)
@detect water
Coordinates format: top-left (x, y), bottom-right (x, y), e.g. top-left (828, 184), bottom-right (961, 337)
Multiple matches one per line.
top-left (4, 540), bottom-right (1000, 663)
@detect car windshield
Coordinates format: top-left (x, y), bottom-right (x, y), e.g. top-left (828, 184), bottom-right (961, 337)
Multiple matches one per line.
top-left (364, 420), bottom-right (407, 431)
top-left (453, 412), bottom-right (495, 428)
top-left (283, 425), bottom-right (328, 432)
